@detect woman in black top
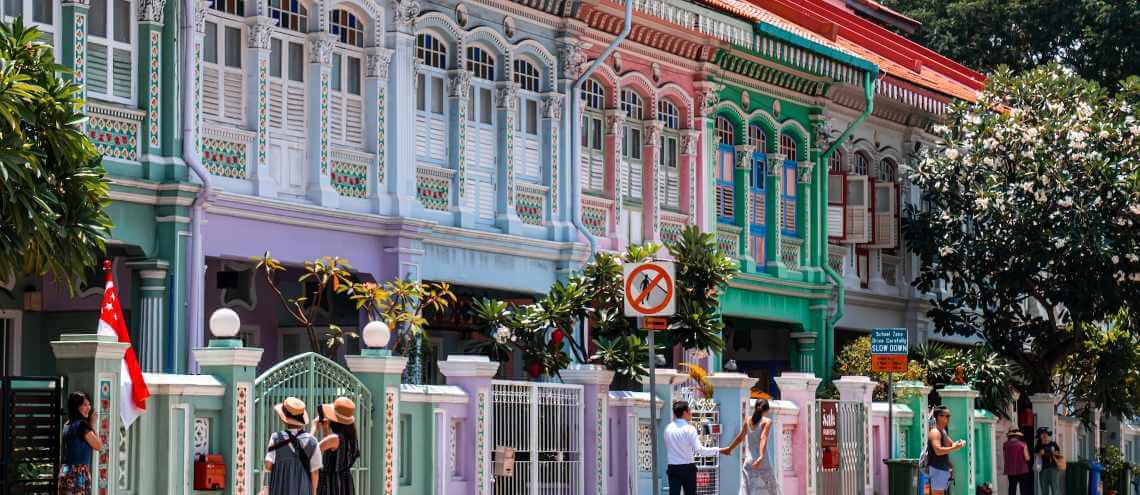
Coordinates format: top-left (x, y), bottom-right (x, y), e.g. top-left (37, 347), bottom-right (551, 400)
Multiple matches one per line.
top-left (312, 397), bottom-right (360, 495)
top-left (58, 391), bottom-right (104, 495)
top-left (927, 406), bottom-right (966, 495)
top-left (1036, 428), bottom-right (1062, 495)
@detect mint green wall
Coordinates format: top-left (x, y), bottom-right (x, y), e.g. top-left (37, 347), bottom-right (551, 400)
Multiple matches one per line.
top-left (397, 402), bottom-right (435, 494)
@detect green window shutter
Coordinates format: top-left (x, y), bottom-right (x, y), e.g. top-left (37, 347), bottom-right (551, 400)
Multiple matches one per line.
top-left (87, 43), bottom-right (109, 96)
top-left (111, 48), bottom-right (132, 99)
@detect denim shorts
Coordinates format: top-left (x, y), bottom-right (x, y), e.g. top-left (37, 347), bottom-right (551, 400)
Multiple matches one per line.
top-left (928, 467), bottom-right (952, 491)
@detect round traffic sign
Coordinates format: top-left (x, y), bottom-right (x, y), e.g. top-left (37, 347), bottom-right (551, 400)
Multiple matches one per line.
top-left (624, 263), bottom-right (674, 316)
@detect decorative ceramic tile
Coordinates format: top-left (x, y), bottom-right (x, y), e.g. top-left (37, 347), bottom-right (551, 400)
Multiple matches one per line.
top-left (376, 88), bottom-right (385, 184)
top-left (549, 126), bottom-right (559, 214)
top-left (416, 170), bottom-right (450, 211)
top-left (637, 421), bottom-right (652, 472)
top-left (257, 58), bottom-right (268, 164)
top-left (235, 383), bottom-right (250, 495)
top-left (73, 14), bottom-right (87, 90)
top-left (476, 391), bottom-right (487, 495)
top-left (660, 220), bottom-right (683, 244)
top-left (147, 31), bottom-right (160, 148)
top-left (202, 137), bottom-right (248, 178)
top-left (97, 378), bottom-right (111, 495)
top-left (117, 424), bottom-right (129, 489)
top-left (88, 115), bottom-right (139, 161)
top-left (596, 396), bottom-right (605, 494)
top-left (385, 389), bottom-right (396, 494)
top-left (449, 420), bottom-right (459, 478)
top-left (193, 418), bottom-right (210, 456)
top-left (319, 71), bottom-right (330, 174)
top-left (515, 187), bottom-right (544, 226)
top-left (582, 204), bottom-right (607, 237)
top-left (331, 159), bottom-right (368, 198)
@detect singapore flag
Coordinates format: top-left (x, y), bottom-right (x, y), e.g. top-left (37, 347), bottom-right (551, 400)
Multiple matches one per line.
top-left (97, 260), bottom-right (150, 427)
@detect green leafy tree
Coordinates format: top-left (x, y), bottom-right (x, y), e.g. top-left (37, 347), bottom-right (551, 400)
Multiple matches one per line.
top-left (0, 20), bottom-right (112, 289)
top-left (1055, 311), bottom-right (1140, 425)
top-left (879, 0), bottom-right (1138, 88)
top-left (832, 336), bottom-right (927, 401)
top-left (904, 64), bottom-right (1140, 397)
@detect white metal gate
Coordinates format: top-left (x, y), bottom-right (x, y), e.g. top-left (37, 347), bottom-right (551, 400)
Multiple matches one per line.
top-left (491, 380), bottom-right (584, 495)
top-left (679, 387), bottom-right (721, 495)
top-left (817, 400), bottom-right (866, 495)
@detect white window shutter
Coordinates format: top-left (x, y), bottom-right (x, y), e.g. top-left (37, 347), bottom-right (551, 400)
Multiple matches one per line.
top-left (87, 44), bottom-right (109, 95)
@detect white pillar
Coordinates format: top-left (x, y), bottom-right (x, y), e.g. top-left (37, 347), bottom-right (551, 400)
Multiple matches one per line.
top-left (835, 375), bottom-right (877, 495)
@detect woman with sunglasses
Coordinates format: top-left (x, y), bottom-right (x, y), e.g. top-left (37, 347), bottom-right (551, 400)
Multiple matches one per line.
top-left (927, 406), bottom-right (966, 495)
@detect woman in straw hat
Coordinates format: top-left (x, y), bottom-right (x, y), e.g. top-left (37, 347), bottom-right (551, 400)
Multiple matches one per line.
top-left (263, 397), bottom-right (322, 495)
top-left (312, 397), bottom-right (361, 495)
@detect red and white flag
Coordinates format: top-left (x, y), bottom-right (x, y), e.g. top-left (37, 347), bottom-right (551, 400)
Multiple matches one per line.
top-left (97, 260), bottom-right (150, 428)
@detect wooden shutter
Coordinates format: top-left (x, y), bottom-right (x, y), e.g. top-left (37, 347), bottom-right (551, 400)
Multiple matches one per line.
top-left (870, 181), bottom-right (898, 248)
top-left (828, 172), bottom-right (847, 240)
top-left (844, 175), bottom-right (870, 243)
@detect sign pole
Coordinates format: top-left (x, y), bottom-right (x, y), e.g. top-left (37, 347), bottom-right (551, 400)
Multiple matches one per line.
top-left (647, 321), bottom-right (659, 495)
top-left (888, 372), bottom-right (894, 459)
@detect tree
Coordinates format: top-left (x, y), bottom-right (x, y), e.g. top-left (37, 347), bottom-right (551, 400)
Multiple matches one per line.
top-left (880, 0), bottom-right (1138, 89)
top-left (904, 64), bottom-right (1140, 397)
top-left (1055, 311), bottom-right (1140, 425)
top-left (0, 20), bottom-right (112, 289)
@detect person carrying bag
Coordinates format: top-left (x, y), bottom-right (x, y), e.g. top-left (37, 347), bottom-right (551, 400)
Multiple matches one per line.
top-left (261, 397), bottom-right (322, 495)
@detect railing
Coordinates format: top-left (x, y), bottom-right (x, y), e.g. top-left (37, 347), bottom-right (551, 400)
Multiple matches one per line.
top-left (581, 195), bottom-right (613, 238)
top-left (660, 211), bottom-right (689, 245)
top-left (780, 237), bottom-right (803, 271)
top-left (201, 125), bottom-right (256, 179)
top-left (516, 182), bottom-right (549, 226)
top-left (615, 0), bottom-right (752, 46)
top-left (416, 164), bottom-right (455, 212)
top-left (330, 148), bottom-right (376, 199)
top-left (717, 224), bottom-right (742, 257)
top-left (880, 254), bottom-right (900, 287)
top-left (827, 244), bottom-right (848, 276)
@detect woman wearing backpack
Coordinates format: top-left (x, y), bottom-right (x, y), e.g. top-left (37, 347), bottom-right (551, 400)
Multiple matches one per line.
top-left (263, 397), bottom-right (322, 495)
top-left (927, 406), bottom-right (966, 495)
top-left (312, 397), bottom-right (360, 495)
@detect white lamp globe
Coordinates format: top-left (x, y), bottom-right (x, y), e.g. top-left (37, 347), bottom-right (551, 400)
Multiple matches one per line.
top-left (209, 308), bottom-right (241, 338)
top-left (362, 320), bottom-right (391, 348)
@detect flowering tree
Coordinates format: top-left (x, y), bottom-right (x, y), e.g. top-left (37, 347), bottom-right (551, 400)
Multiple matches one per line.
top-left (905, 64), bottom-right (1140, 397)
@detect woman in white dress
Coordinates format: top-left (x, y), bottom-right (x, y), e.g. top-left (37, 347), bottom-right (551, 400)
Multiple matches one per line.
top-left (724, 399), bottom-right (781, 495)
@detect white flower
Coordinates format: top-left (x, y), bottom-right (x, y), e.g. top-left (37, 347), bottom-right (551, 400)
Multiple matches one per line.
top-left (1113, 255), bottom-right (1121, 264)
top-left (933, 125), bottom-right (950, 134)
top-left (1131, 204), bottom-right (1140, 216)
top-left (1072, 141), bottom-right (1088, 150)
top-left (1035, 190), bottom-right (1048, 203)
top-left (1040, 175), bottom-right (1051, 185)
top-left (1116, 271), bottom-right (1127, 282)
top-left (1130, 125), bottom-right (1140, 136)
top-left (1057, 197), bottom-right (1073, 208)
top-left (968, 114), bottom-right (982, 125)
top-left (1025, 127), bottom-right (1039, 139)
top-left (1022, 149), bottom-right (1035, 158)
top-left (984, 137), bottom-right (998, 149)
top-left (1098, 130), bottom-right (1110, 139)
top-left (975, 197), bottom-right (991, 210)
top-left (493, 326), bottom-right (512, 345)
top-left (939, 246), bottom-right (955, 257)
top-left (1132, 273), bottom-right (1140, 283)
top-left (1070, 130), bottom-right (1088, 143)
top-left (1128, 254), bottom-right (1140, 263)
top-left (983, 157), bottom-right (995, 166)
top-left (1055, 238), bottom-right (1066, 248)
top-left (944, 148), bottom-right (960, 160)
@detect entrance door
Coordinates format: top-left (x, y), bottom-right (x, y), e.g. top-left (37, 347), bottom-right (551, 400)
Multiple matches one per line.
top-left (0, 311), bottom-right (21, 375)
top-left (0, 376), bottom-right (64, 493)
top-left (817, 399), bottom-right (866, 494)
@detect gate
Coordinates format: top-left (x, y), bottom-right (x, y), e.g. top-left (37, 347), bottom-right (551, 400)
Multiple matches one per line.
top-left (678, 387), bottom-right (721, 495)
top-left (0, 376), bottom-right (64, 494)
top-left (491, 380), bottom-right (583, 494)
top-left (253, 353), bottom-right (371, 489)
top-left (817, 399), bottom-right (866, 495)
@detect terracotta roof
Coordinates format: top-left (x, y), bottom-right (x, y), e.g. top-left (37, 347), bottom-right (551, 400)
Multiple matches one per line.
top-left (847, 0), bottom-right (921, 34)
top-left (748, 0), bottom-right (984, 101)
top-left (695, 0), bottom-right (866, 65)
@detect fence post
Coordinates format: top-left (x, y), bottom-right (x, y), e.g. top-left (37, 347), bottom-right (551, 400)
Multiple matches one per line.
top-left (561, 364), bottom-right (615, 495)
top-left (438, 355), bottom-right (500, 495)
top-left (895, 380), bottom-right (931, 458)
top-left (51, 333), bottom-right (128, 495)
top-left (974, 410), bottom-right (997, 489)
top-left (835, 375), bottom-right (878, 495)
top-left (938, 384), bottom-right (978, 495)
top-left (194, 335), bottom-right (264, 495)
top-left (708, 372), bottom-right (754, 495)
top-left (345, 348), bottom-right (408, 495)
top-left (774, 372), bottom-right (822, 495)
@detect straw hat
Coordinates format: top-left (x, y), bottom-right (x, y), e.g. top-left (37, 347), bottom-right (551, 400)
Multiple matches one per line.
top-left (274, 397), bottom-right (310, 428)
top-left (1006, 430), bottom-right (1024, 438)
top-left (320, 397), bottom-right (357, 425)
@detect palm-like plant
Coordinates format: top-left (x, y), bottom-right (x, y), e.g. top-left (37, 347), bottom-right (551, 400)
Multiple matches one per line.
top-left (0, 20), bottom-right (112, 290)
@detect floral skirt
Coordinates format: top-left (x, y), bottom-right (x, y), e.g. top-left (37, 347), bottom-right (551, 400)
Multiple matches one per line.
top-left (58, 464), bottom-right (91, 495)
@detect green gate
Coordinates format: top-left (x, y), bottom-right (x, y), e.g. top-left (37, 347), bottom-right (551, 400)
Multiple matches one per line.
top-left (252, 353), bottom-right (372, 490)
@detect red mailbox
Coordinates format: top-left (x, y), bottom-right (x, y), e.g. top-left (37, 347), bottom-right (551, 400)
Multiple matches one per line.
top-left (194, 454), bottom-right (226, 490)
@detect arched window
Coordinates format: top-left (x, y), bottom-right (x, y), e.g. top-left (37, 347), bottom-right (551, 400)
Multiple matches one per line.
top-left (779, 133), bottom-right (798, 160)
top-left (581, 79), bottom-right (606, 193)
top-left (748, 124), bottom-right (767, 150)
top-left (829, 150), bottom-right (845, 172)
top-left (267, 0), bottom-right (307, 32)
top-left (203, 2), bottom-right (246, 123)
top-left (86, 0), bottom-right (134, 102)
top-left (873, 158), bottom-right (899, 248)
top-left (716, 116), bottom-right (735, 146)
top-left (415, 33), bottom-right (448, 164)
top-left (854, 151), bottom-right (871, 175)
top-left (749, 124), bottom-right (768, 266)
top-left (465, 45), bottom-right (498, 225)
top-left (658, 100), bottom-right (681, 210)
top-left (878, 158), bottom-right (897, 182)
top-left (620, 89), bottom-right (643, 165)
top-left (329, 9), bottom-right (365, 147)
top-left (267, 0), bottom-right (308, 135)
top-left (514, 59), bottom-right (542, 181)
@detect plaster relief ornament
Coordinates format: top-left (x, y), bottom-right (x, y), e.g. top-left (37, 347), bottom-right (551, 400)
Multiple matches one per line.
top-left (503, 16), bottom-right (516, 38)
top-left (366, 47), bottom-right (394, 79)
top-left (652, 62), bottom-right (661, 82)
top-left (449, 71), bottom-right (472, 98)
top-left (392, 0), bottom-right (421, 32)
top-left (138, 0), bottom-right (166, 23)
top-left (741, 91), bottom-right (750, 110)
top-left (247, 17), bottom-right (274, 49)
top-left (772, 100), bottom-right (781, 118)
top-left (612, 52), bottom-right (622, 72)
top-left (542, 94), bottom-right (562, 120)
top-left (558, 40), bottom-right (588, 80)
top-left (797, 162), bottom-right (814, 183)
top-left (309, 34), bottom-right (335, 66)
top-left (455, 4), bottom-right (469, 27)
top-left (497, 84), bottom-right (518, 110)
top-left (194, 0), bottom-right (211, 33)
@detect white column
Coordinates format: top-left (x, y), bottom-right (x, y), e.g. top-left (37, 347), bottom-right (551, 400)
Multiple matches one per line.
top-left (306, 33), bottom-right (337, 207)
top-left (382, 2), bottom-right (421, 216)
top-left (127, 259), bottom-right (169, 373)
top-left (246, 16), bottom-right (277, 196)
top-left (364, 46), bottom-right (393, 211)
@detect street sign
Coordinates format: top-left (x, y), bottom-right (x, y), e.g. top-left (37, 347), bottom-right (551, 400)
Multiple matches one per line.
top-left (870, 327), bottom-right (908, 372)
top-left (639, 317), bottom-right (668, 331)
top-left (623, 262), bottom-right (676, 317)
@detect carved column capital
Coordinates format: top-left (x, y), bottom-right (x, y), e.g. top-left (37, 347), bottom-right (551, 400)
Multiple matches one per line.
top-left (557, 39), bottom-right (589, 80)
top-left (448, 70), bottom-right (472, 98)
top-left (392, 0), bottom-right (422, 32)
top-left (681, 130), bottom-right (700, 155)
top-left (497, 83), bottom-right (519, 110)
top-left (797, 161), bottom-right (815, 184)
top-left (541, 93), bottom-right (562, 120)
top-left (694, 82), bottom-right (723, 116)
top-left (308, 33), bottom-right (336, 66)
top-left (604, 109), bottom-right (626, 136)
top-left (734, 145), bottom-right (755, 169)
top-left (644, 122), bottom-right (664, 144)
top-left (62, 0), bottom-right (90, 7)
top-left (194, 0), bottom-right (211, 34)
top-left (366, 47), bottom-right (394, 79)
top-left (138, 0), bottom-right (166, 24)
top-left (246, 17), bottom-right (274, 50)
top-left (767, 154), bottom-right (786, 175)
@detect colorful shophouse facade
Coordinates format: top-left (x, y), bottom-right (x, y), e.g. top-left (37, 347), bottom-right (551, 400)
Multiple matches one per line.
top-left (0, 0), bottom-right (196, 376)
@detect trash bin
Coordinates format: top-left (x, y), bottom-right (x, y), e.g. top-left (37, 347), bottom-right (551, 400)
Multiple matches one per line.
top-left (884, 459), bottom-right (920, 495)
top-left (1091, 462), bottom-right (1104, 495)
top-left (1066, 461), bottom-right (1092, 495)
top-left (1119, 467), bottom-right (1134, 495)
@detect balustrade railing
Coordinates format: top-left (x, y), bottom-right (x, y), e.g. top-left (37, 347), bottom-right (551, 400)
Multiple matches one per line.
top-left (780, 237), bottom-right (803, 271)
top-left (581, 195), bottom-right (613, 238)
top-left (416, 164), bottom-right (455, 212)
top-left (515, 182), bottom-right (549, 227)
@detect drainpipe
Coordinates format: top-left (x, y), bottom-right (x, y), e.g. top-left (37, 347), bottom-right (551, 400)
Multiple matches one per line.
top-left (182, 0), bottom-right (211, 372)
top-left (569, 0), bottom-right (635, 260)
top-left (819, 70), bottom-right (878, 373)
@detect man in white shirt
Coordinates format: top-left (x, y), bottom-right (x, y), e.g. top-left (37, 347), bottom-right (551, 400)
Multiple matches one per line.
top-left (664, 400), bottom-right (730, 495)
